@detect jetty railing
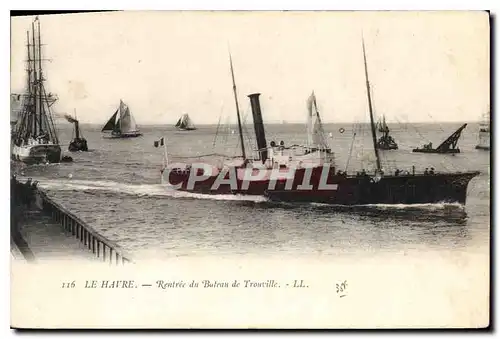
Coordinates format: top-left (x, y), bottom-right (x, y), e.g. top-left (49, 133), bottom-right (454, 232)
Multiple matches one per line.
top-left (35, 190), bottom-right (134, 265)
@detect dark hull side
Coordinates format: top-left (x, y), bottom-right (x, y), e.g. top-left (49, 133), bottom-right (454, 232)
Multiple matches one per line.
top-left (412, 148), bottom-right (460, 154)
top-left (475, 145), bottom-right (490, 151)
top-left (265, 172), bottom-right (479, 205)
top-left (176, 127), bottom-right (197, 131)
top-left (68, 138), bottom-right (89, 152)
top-left (103, 132), bottom-right (143, 139)
top-left (166, 168), bottom-right (479, 205)
top-left (377, 145), bottom-right (398, 150)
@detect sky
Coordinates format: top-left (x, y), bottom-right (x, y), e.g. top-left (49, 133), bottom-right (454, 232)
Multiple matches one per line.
top-left (10, 11), bottom-right (489, 125)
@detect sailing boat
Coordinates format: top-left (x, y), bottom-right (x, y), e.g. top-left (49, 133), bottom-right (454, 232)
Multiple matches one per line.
top-left (11, 17), bottom-right (62, 164)
top-left (475, 112), bottom-right (490, 150)
top-left (175, 113), bottom-right (197, 131)
top-left (376, 115), bottom-right (398, 150)
top-left (66, 110), bottom-right (88, 152)
top-left (412, 123), bottom-right (467, 154)
top-left (101, 100), bottom-right (142, 138)
top-left (304, 91), bottom-right (332, 156)
top-left (376, 117), bottom-right (385, 133)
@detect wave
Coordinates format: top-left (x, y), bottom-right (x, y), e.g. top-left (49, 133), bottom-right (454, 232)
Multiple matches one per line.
top-left (310, 201), bottom-right (465, 211)
top-left (32, 178), bottom-right (267, 203)
top-left (22, 177), bottom-right (467, 213)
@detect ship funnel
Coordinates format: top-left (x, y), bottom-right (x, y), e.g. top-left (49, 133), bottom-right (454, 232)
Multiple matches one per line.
top-left (248, 93), bottom-right (268, 163)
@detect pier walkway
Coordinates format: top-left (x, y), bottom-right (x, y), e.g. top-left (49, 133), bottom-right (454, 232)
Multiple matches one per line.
top-left (14, 207), bottom-right (98, 262)
top-left (11, 177), bottom-right (133, 264)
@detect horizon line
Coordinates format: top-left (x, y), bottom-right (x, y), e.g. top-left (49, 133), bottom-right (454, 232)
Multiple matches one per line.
top-left (55, 120), bottom-right (484, 126)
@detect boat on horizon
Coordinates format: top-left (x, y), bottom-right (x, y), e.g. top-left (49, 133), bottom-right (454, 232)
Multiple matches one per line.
top-left (11, 17), bottom-right (63, 164)
top-left (101, 100), bottom-right (143, 138)
top-left (412, 123), bottom-right (467, 154)
top-left (66, 110), bottom-right (88, 152)
top-left (156, 42), bottom-right (479, 206)
top-left (376, 115), bottom-right (398, 150)
top-left (175, 113), bottom-right (197, 131)
top-left (475, 112), bottom-right (490, 151)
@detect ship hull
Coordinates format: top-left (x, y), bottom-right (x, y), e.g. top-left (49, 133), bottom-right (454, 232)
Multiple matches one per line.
top-left (476, 131), bottom-right (490, 150)
top-left (11, 144), bottom-right (62, 164)
top-left (412, 148), bottom-right (461, 154)
top-left (165, 167), bottom-right (479, 205)
top-left (265, 172), bottom-right (479, 205)
top-left (68, 138), bottom-right (89, 152)
top-left (104, 131), bottom-right (143, 139)
top-left (176, 127), bottom-right (197, 131)
top-left (377, 145), bottom-right (398, 150)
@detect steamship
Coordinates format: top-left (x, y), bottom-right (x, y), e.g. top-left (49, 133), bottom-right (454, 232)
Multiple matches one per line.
top-left (159, 43), bottom-right (479, 205)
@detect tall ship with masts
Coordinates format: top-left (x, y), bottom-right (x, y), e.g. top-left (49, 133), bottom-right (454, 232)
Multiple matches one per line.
top-left (157, 41), bottom-right (479, 205)
top-left (475, 111), bottom-right (490, 150)
top-left (11, 17), bottom-right (62, 164)
top-left (101, 100), bottom-right (142, 138)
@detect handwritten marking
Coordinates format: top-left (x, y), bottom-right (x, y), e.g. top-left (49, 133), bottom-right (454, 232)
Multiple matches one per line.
top-left (336, 280), bottom-right (348, 297)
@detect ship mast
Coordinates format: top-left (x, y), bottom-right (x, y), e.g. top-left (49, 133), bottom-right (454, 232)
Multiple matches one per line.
top-left (229, 51), bottom-right (247, 160)
top-left (31, 20), bottom-right (38, 137)
top-left (37, 18), bottom-right (43, 136)
top-left (20, 31), bottom-right (32, 143)
top-left (362, 37), bottom-right (382, 172)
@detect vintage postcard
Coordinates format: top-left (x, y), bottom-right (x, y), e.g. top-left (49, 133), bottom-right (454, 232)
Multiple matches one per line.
top-left (10, 10), bottom-right (490, 329)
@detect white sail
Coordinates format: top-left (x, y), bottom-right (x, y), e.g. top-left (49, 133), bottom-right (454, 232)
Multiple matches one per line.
top-left (118, 100), bottom-right (139, 133)
top-left (177, 113), bottom-right (196, 130)
top-left (306, 91), bottom-right (329, 150)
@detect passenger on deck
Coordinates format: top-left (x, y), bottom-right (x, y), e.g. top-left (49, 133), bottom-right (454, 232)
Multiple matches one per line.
top-left (395, 169), bottom-right (400, 176)
top-left (429, 167), bottom-right (435, 175)
top-left (424, 168), bottom-right (429, 175)
top-left (361, 169), bottom-right (367, 177)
